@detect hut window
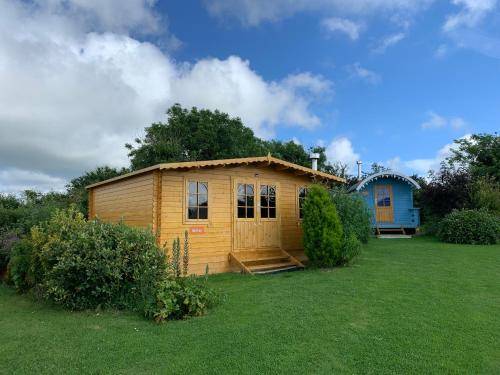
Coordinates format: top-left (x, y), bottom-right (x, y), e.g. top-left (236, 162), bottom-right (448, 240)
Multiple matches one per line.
top-left (298, 187), bottom-right (308, 219)
top-left (187, 181), bottom-right (208, 220)
top-left (376, 187), bottom-right (391, 207)
top-left (260, 185), bottom-right (276, 219)
top-left (237, 183), bottom-right (254, 218)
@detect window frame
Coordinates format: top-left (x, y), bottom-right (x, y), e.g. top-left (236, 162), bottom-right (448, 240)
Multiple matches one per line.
top-left (184, 179), bottom-right (210, 224)
top-left (236, 182), bottom-right (256, 220)
top-left (259, 183), bottom-right (278, 221)
top-left (297, 185), bottom-right (309, 221)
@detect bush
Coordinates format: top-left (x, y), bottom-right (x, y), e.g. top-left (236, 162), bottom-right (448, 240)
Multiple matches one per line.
top-left (0, 230), bottom-right (20, 275)
top-left (331, 188), bottom-right (371, 243)
top-left (302, 185), bottom-right (343, 267)
top-left (8, 206), bottom-right (219, 322)
top-left (6, 239), bottom-right (34, 292)
top-left (470, 178), bottom-right (500, 215)
top-left (340, 232), bottom-right (362, 265)
top-left (437, 209), bottom-right (500, 245)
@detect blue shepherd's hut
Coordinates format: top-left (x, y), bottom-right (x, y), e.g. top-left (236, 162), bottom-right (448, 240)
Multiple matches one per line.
top-left (348, 169), bottom-right (421, 234)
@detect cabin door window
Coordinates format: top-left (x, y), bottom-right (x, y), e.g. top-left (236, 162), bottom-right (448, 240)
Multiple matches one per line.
top-left (375, 185), bottom-right (394, 223)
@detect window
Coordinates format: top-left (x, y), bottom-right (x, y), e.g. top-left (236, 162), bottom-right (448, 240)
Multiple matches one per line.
top-left (237, 183), bottom-right (254, 218)
top-left (187, 181), bottom-right (208, 220)
top-left (260, 185), bottom-right (276, 219)
top-left (376, 187), bottom-right (391, 207)
top-left (298, 186), bottom-right (308, 219)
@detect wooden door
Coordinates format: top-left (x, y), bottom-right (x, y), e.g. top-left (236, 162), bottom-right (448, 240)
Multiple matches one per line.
top-left (257, 182), bottom-right (280, 249)
top-left (375, 185), bottom-right (394, 223)
top-left (233, 179), bottom-right (281, 250)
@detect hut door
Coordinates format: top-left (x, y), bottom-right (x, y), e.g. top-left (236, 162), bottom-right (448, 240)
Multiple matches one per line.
top-left (234, 179), bottom-right (281, 250)
top-left (375, 185), bottom-right (394, 223)
top-left (257, 182), bottom-right (280, 249)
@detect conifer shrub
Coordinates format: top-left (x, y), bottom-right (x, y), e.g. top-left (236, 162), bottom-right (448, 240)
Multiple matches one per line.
top-left (302, 185), bottom-right (343, 267)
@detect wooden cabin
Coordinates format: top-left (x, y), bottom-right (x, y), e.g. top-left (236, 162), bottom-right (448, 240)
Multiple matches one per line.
top-left (348, 171), bottom-right (421, 235)
top-left (86, 155), bottom-right (344, 274)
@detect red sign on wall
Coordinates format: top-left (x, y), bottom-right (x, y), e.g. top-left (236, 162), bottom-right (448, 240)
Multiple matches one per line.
top-left (189, 227), bottom-right (205, 235)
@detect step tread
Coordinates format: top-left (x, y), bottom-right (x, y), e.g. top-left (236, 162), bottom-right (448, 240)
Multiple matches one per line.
top-left (242, 256), bottom-right (289, 264)
top-left (254, 266), bottom-right (298, 274)
top-left (247, 261), bottom-right (297, 271)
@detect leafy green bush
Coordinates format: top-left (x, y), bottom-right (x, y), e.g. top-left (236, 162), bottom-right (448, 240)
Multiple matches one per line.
top-left (340, 232), bottom-right (362, 265)
top-left (0, 230), bottom-right (19, 275)
top-left (437, 209), bottom-right (500, 245)
top-left (8, 206), bottom-right (218, 321)
top-left (331, 189), bottom-right (371, 243)
top-left (302, 185), bottom-right (343, 267)
top-left (470, 178), bottom-right (500, 215)
top-left (6, 239), bottom-right (34, 292)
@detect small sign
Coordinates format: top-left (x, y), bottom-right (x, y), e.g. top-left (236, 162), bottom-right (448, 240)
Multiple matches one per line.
top-left (190, 227), bottom-right (205, 234)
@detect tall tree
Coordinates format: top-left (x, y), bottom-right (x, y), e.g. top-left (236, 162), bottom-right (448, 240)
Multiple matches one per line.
top-left (448, 133), bottom-right (500, 181)
top-left (126, 104), bottom-right (266, 170)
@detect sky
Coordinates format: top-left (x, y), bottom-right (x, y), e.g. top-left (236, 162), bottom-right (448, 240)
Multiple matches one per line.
top-left (0, 0), bottom-right (499, 193)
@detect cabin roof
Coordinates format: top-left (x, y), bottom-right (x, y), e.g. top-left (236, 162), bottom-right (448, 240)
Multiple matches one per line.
top-left (348, 170), bottom-right (421, 192)
top-left (86, 155), bottom-right (346, 189)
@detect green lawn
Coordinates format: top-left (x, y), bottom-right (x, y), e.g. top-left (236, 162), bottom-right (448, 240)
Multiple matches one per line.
top-left (1, 237), bottom-right (499, 375)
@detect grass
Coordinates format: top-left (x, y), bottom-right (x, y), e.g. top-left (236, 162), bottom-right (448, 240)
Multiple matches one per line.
top-left (1, 236), bottom-right (499, 374)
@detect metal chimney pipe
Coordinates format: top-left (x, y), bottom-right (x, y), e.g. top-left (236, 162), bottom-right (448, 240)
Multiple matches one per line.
top-left (357, 160), bottom-right (363, 180)
top-left (310, 153), bottom-right (320, 171)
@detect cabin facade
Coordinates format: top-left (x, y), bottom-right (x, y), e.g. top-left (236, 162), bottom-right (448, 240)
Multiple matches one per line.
top-left (348, 171), bottom-right (421, 234)
top-left (87, 156), bottom-right (344, 274)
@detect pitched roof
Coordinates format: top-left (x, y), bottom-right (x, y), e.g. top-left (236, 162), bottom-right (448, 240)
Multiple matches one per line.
top-left (86, 155), bottom-right (346, 189)
top-left (348, 170), bottom-right (421, 192)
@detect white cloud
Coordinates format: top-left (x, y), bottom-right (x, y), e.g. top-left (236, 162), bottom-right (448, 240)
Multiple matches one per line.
top-left (421, 111), bottom-right (467, 130)
top-left (321, 17), bottom-right (363, 40)
top-left (204, 0), bottom-right (435, 26)
top-left (347, 63), bottom-right (381, 84)
top-left (443, 0), bottom-right (497, 32)
top-left (0, 0), bottom-right (332, 192)
top-left (0, 168), bottom-right (67, 194)
top-left (325, 137), bottom-right (361, 171)
top-left (372, 32), bottom-right (406, 53)
top-left (435, 44), bottom-right (449, 58)
top-left (384, 134), bottom-right (471, 176)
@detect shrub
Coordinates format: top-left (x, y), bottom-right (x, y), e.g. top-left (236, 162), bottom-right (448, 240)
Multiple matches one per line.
top-left (302, 185), bottom-right (343, 267)
top-left (340, 232), bottom-right (362, 265)
top-left (0, 230), bottom-right (20, 275)
top-left (331, 188), bottom-right (371, 243)
top-left (8, 206), bottom-right (219, 321)
top-left (470, 178), bottom-right (500, 215)
top-left (437, 209), bottom-right (500, 245)
top-left (6, 239), bottom-right (34, 292)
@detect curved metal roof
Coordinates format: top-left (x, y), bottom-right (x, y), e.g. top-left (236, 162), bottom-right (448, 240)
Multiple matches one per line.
top-left (348, 170), bottom-right (421, 192)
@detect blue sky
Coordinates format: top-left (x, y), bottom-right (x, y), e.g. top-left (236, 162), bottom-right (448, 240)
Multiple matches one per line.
top-left (0, 0), bottom-right (499, 192)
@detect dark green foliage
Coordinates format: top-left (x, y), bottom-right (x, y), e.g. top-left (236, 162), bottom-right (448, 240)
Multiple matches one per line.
top-left (126, 104), bottom-right (266, 170)
top-left (0, 230), bottom-right (19, 274)
top-left (331, 188), bottom-right (371, 244)
top-left (66, 166), bottom-right (128, 217)
top-left (302, 185), bottom-right (343, 267)
top-left (6, 239), bottom-right (34, 292)
top-left (172, 237), bottom-right (181, 278)
top-left (449, 133), bottom-right (500, 181)
top-left (470, 178), bottom-right (500, 215)
top-left (437, 209), bottom-right (500, 245)
top-left (340, 232), bottom-right (362, 265)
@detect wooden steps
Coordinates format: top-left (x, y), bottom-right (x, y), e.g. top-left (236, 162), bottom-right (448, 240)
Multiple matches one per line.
top-left (229, 249), bottom-right (304, 275)
top-left (376, 225), bottom-right (406, 235)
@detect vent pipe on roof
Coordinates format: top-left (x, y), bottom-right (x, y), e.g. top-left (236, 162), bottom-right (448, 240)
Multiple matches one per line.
top-left (357, 160), bottom-right (363, 181)
top-left (310, 153), bottom-right (320, 171)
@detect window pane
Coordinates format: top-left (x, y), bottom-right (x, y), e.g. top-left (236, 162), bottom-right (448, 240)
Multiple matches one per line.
top-left (246, 195), bottom-right (254, 207)
top-left (237, 206), bottom-right (246, 218)
top-left (237, 195), bottom-right (245, 206)
top-left (198, 194), bottom-right (208, 207)
top-left (260, 185), bottom-right (268, 195)
top-left (189, 182), bottom-right (197, 194)
top-left (261, 207), bottom-right (268, 218)
top-left (238, 184), bottom-right (245, 196)
top-left (269, 196), bottom-right (276, 208)
top-left (246, 184), bottom-right (254, 196)
top-left (188, 207), bottom-right (197, 219)
top-left (268, 186), bottom-right (276, 196)
top-left (198, 182), bottom-right (208, 194)
top-left (260, 195), bottom-right (268, 208)
top-left (188, 194), bottom-right (197, 207)
top-left (269, 207), bottom-right (276, 218)
top-left (247, 207), bottom-right (254, 218)
top-left (198, 207), bottom-right (208, 219)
